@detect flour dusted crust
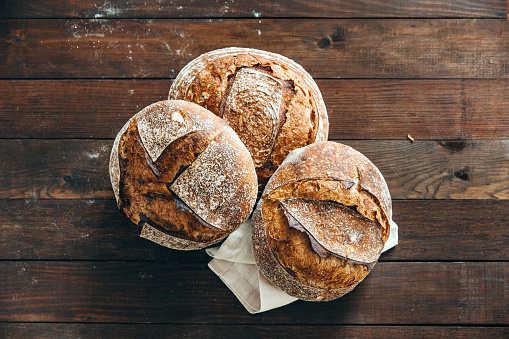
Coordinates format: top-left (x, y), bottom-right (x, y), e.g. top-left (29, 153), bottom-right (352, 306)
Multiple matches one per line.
top-left (109, 100), bottom-right (258, 250)
top-left (221, 68), bottom-right (282, 167)
top-left (136, 100), bottom-right (215, 162)
top-left (280, 198), bottom-right (383, 265)
top-left (170, 129), bottom-right (258, 232)
top-left (252, 204), bottom-right (358, 302)
top-left (168, 47), bottom-right (329, 185)
top-left (110, 118), bottom-right (131, 204)
top-left (252, 141), bottom-right (392, 301)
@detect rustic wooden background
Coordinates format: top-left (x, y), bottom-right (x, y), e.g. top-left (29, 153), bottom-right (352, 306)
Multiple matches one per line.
top-left (1, 1), bottom-right (508, 338)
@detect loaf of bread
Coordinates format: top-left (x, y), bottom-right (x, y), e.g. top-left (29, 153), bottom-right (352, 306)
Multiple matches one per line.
top-left (168, 47), bottom-right (329, 186)
top-left (252, 141), bottom-right (392, 301)
top-left (109, 100), bottom-right (258, 250)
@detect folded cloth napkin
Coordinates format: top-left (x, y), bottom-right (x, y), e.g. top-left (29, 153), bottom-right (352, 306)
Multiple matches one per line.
top-left (207, 218), bottom-right (398, 314)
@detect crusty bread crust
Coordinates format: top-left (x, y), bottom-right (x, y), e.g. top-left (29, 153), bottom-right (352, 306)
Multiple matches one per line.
top-left (279, 198), bottom-right (383, 265)
top-left (263, 141), bottom-right (392, 240)
top-left (252, 202), bottom-right (359, 302)
top-left (109, 100), bottom-right (258, 250)
top-left (140, 223), bottom-right (225, 251)
top-left (168, 47), bottom-right (328, 185)
top-left (252, 141), bottom-right (392, 301)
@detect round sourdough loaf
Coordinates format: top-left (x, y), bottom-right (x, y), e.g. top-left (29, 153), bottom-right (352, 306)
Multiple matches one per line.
top-left (252, 141), bottom-right (392, 301)
top-left (168, 47), bottom-right (329, 186)
top-left (109, 100), bottom-right (258, 250)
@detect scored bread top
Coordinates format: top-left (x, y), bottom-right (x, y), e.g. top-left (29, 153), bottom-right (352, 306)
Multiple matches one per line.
top-left (220, 67), bottom-right (282, 167)
top-left (252, 201), bottom-right (362, 301)
top-left (170, 128), bottom-right (258, 232)
top-left (263, 141), bottom-right (392, 231)
top-left (136, 100), bottom-right (216, 162)
top-left (110, 100), bottom-right (220, 204)
top-left (252, 141), bottom-right (392, 300)
top-left (280, 198), bottom-right (383, 265)
top-left (168, 47), bottom-right (328, 184)
top-left (169, 48), bottom-right (327, 138)
top-left (109, 100), bottom-right (258, 247)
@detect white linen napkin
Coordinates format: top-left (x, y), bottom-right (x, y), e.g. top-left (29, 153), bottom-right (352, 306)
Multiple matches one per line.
top-left (207, 218), bottom-right (398, 313)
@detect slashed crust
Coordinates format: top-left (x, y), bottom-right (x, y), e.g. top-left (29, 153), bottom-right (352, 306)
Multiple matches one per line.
top-left (252, 202), bottom-right (359, 302)
top-left (279, 198), bottom-right (383, 265)
top-left (264, 141), bottom-right (392, 240)
top-left (168, 47), bottom-right (328, 184)
top-left (170, 128), bottom-right (258, 232)
top-left (252, 141), bottom-right (392, 300)
top-left (110, 100), bottom-right (258, 250)
top-left (220, 68), bottom-right (282, 167)
top-left (140, 223), bottom-right (225, 251)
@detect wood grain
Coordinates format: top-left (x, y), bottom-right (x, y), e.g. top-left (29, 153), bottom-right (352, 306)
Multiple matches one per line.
top-left (0, 140), bottom-right (112, 199)
top-left (1, 324), bottom-right (507, 339)
top-left (342, 139), bottom-right (509, 200)
top-left (326, 79), bottom-right (509, 140)
top-left (2, 79), bottom-right (509, 140)
top-left (0, 80), bottom-right (169, 139)
top-left (0, 0), bottom-right (506, 19)
top-left (1, 19), bottom-right (509, 79)
top-left (0, 199), bottom-right (209, 262)
top-left (0, 261), bottom-right (507, 324)
top-left (1, 199), bottom-right (508, 261)
top-left (1, 139), bottom-right (507, 200)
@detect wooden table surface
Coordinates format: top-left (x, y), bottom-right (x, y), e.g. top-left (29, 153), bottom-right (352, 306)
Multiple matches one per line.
top-left (1, 1), bottom-right (508, 338)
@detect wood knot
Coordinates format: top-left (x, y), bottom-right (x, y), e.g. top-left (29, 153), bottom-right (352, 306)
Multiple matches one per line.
top-left (318, 28), bottom-right (346, 49)
top-left (454, 167), bottom-right (470, 181)
top-left (318, 37), bottom-right (331, 48)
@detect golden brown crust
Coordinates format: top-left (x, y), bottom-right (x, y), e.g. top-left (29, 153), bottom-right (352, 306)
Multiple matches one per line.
top-left (140, 223), bottom-right (225, 251)
top-left (252, 202), bottom-right (360, 302)
top-left (111, 100), bottom-right (258, 250)
top-left (220, 68), bottom-right (282, 168)
top-left (168, 48), bottom-right (328, 185)
top-left (279, 198), bottom-right (383, 265)
top-left (169, 127), bottom-right (259, 232)
top-left (263, 141), bottom-right (392, 240)
top-left (252, 141), bottom-right (392, 301)
top-left (118, 119), bottom-right (226, 244)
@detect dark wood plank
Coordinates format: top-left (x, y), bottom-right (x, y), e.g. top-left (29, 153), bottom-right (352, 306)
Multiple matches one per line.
top-left (1, 324), bottom-right (507, 339)
top-left (0, 80), bottom-right (169, 139)
top-left (1, 199), bottom-right (507, 261)
top-left (0, 140), bottom-right (112, 199)
top-left (1, 19), bottom-right (509, 79)
top-left (0, 0), bottom-right (505, 19)
top-left (0, 261), bottom-right (507, 324)
top-left (2, 79), bottom-right (509, 139)
top-left (0, 199), bottom-right (210, 262)
top-left (342, 139), bottom-right (509, 200)
top-left (326, 79), bottom-right (509, 140)
top-left (1, 139), bottom-right (507, 200)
